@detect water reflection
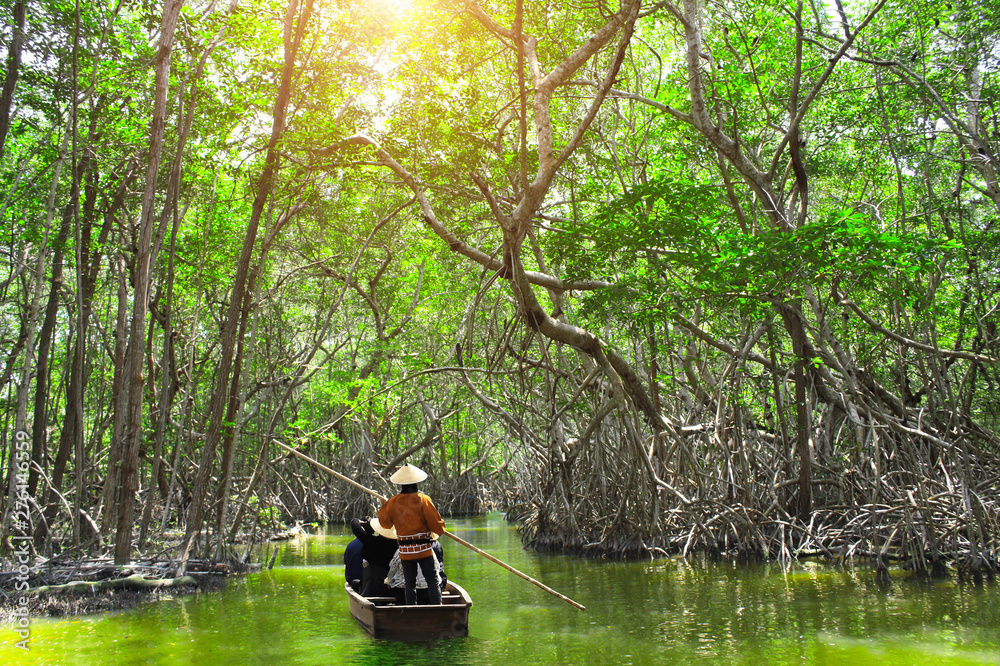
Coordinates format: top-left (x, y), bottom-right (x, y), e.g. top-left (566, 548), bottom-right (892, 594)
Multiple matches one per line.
top-left (2, 513), bottom-right (998, 664)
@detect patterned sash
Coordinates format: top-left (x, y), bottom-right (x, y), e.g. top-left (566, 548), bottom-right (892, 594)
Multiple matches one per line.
top-left (398, 531), bottom-right (433, 557)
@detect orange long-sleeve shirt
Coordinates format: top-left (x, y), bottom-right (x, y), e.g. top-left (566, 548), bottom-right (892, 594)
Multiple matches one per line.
top-left (377, 492), bottom-right (446, 560)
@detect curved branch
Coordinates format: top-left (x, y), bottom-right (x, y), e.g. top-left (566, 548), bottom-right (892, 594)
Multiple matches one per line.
top-left (769, 0), bottom-right (890, 179)
top-left (506, 248), bottom-right (669, 437)
top-left (552, 5), bottom-right (638, 175)
top-left (522, 2), bottom-right (640, 201)
top-left (464, 1), bottom-right (516, 44)
top-left (673, 313), bottom-right (775, 370)
top-left (323, 135), bottom-right (609, 293)
top-left (680, 0), bottom-right (781, 224)
top-left (606, 87), bottom-right (694, 124)
top-left (840, 298), bottom-right (999, 364)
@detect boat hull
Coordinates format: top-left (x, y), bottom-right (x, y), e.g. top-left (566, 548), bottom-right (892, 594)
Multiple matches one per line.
top-left (346, 580), bottom-right (473, 641)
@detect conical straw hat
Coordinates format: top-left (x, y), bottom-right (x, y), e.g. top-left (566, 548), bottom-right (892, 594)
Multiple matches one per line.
top-left (389, 463), bottom-right (427, 485)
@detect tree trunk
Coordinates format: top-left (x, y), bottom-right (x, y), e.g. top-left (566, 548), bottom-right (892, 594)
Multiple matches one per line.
top-left (2, 129), bottom-right (67, 551)
top-left (47, 159), bottom-right (134, 538)
top-left (29, 206), bottom-right (73, 499)
top-left (180, 0), bottom-right (314, 566)
top-left (102, 253), bottom-right (130, 536)
top-left (139, 34), bottom-right (211, 547)
top-left (0, 1), bottom-right (26, 163)
top-left (139, 205), bottom-right (180, 548)
top-left (213, 277), bottom-right (257, 556)
top-left (783, 304), bottom-right (813, 518)
top-left (113, 0), bottom-right (185, 565)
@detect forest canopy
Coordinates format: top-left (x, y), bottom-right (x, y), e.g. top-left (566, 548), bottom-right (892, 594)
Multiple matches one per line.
top-left (1, 0), bottom-right (998, 576)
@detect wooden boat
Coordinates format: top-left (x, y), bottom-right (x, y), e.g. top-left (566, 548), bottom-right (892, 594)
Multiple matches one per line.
top-left (345, 581), bottom-right (473, 641)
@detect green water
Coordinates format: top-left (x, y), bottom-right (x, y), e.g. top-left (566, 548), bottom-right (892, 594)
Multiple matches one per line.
top-left (2, 513), bottom-right (998, 664)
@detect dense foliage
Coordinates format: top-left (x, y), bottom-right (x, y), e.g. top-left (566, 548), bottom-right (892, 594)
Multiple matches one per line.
top-left (0, 0), bottom-right (997, 576)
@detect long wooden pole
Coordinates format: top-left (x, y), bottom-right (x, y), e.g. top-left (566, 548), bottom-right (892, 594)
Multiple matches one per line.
top-left (274, 440), bottom-right (586, 611)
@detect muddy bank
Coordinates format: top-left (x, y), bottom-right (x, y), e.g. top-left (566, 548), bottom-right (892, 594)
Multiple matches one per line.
top-left (0, 558), bottom-right (252, 622)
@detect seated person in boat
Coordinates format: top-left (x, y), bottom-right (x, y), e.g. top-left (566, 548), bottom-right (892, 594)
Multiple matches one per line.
top-left (350, 516), bottom-right (398, 597)
top-left (377, 463), bottom-right (446, 605)
top-left (385, 538), bottom-right (447, 604)
top-left (344, 534), bottom-right (363, 593)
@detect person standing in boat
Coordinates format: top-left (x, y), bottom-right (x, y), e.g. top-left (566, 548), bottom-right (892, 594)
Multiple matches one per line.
top-left (377, 464), bottom-right (445, 605)
top-left (385, 537), bottom-right (447, 604)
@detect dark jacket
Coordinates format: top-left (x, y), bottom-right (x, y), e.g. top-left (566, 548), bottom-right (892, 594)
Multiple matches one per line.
top-left (344, 538), bottom-right (363, 592)
top-left (350, 518), bottom-right (398, 570)
top-left (350, 518), bottom-right (399, 597)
